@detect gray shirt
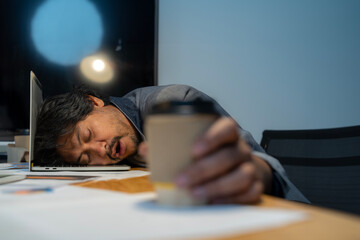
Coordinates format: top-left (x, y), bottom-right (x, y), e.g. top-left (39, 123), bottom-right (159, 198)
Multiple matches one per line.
top-left (110, 84), bottom-right (310, 203)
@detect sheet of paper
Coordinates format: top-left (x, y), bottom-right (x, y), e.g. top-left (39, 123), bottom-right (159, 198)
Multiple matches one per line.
top-left (0, 176), bottom-right (95, 196)
top-left (0, 168), bottom-right (149, 179)
top-left (0, 170), bottom-right (149, 198)
top-left (0, 163), bottom-right (15, 170)
top-left (0, 186), bottom-right (307, 240)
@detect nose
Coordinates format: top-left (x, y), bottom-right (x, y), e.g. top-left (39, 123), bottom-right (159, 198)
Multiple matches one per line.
top-left (84, 141), bottom-right (108, 164)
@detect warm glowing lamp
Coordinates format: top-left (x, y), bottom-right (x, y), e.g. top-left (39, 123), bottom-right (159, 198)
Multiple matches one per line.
top-left (92, 59), bottom-right (105, 72)
top-left (80, 55), bottom-right (114, 83)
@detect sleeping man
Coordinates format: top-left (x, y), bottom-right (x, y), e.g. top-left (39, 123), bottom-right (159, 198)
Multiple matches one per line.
top-left (35, 84), bottom-right (309, 204)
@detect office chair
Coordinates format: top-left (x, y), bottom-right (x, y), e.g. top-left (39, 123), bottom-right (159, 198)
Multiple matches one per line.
top-left (260, 125), bottom-right (360, 215)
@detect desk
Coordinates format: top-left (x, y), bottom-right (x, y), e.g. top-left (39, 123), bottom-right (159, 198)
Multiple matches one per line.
top-left (74, 175), bottom-right (360, 240)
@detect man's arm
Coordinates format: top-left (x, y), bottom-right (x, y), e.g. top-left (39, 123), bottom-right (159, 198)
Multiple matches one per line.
top-left (132, 84), bottom-right (309, 203)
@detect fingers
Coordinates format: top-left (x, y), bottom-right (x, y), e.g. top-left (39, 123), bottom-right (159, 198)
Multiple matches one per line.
top-left (189, 162), bottom-right (263, 204)
top-left (137, 142), bottom-right (148, 161)
top-left (192, 117), bottom-right (239, 159)
top-left (177, 144), bottom-right (240, 187)
top-left (176, 117), bottom-right (265, 204)
top-left (211, 180), bottom-right (264, 204)
top-left (176, 140), bottom-right (252, 188)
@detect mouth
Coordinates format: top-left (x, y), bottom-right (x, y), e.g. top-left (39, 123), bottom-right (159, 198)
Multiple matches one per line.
top-left (111, 138), bottom-right (126, 159)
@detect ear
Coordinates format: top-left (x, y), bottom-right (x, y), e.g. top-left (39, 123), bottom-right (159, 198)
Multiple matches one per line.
top-left (88, 95), bottom-right (105, 107)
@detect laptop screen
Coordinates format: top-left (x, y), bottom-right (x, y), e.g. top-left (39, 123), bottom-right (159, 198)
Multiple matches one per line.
top-left (29, 71), bottom-right (43, 168)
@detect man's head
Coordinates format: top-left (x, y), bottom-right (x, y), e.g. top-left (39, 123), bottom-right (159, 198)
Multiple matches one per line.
top-left (34, 85), bottom-right (141, 166)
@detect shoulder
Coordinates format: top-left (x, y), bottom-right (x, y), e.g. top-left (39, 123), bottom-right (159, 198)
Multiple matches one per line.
top-left (123, 84), bottom-right (208, 103)
top-left (124, 84), bottom-right (200, 97)
top-left (120, 84), bottom-right (212, 119)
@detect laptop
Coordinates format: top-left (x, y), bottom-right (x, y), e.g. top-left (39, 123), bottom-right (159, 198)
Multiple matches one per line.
top-left (29, 71), bottom-right (130, 171)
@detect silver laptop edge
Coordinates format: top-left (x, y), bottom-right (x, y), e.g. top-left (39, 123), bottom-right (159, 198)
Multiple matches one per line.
top-left (29, 71), bottom-right (42, 170)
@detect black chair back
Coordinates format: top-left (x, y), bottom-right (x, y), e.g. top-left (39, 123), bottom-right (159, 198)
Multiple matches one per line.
top-left (261, 125), bottom-right (360, 215)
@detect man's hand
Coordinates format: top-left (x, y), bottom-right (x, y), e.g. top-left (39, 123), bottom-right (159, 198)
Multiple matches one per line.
top-left (175, 117), bottom-right (273, 204)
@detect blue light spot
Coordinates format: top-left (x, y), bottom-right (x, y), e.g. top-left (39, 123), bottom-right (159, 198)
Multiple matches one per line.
top-left (31, 0), bottom-right (103, 65)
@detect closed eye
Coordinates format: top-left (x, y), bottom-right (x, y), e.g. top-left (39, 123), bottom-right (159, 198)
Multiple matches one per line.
top-left (78, 150), bottom-right (90, 165)
top-left (76, 128), bottom-right (92, 164)
top-left (87, 128), bottom-right (92, 142)
top-left (86, 152), bottom-right (91, 164)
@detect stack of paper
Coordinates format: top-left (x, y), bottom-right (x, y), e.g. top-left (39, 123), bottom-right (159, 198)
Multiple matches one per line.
top-left (0, 185), bottom-right (307, 240)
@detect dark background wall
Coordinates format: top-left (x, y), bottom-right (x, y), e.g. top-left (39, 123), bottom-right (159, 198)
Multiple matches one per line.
top-left (0, 0), bottom-right (156, 138)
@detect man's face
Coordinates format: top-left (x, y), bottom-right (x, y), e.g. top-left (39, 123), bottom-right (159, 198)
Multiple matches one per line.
top-left (57, 97), bottom-right (140, 165)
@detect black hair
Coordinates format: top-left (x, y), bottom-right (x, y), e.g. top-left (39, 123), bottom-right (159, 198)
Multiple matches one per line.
top-left (34, 85), bottom-right (110, 166)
